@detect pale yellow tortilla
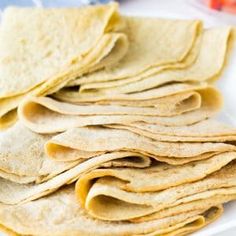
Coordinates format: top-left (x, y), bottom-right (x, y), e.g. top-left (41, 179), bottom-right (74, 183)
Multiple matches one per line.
top-left (0, 184), bottom-right (222, 236)
top-left (18, 91), bottom-right (201, 133)
top-left (132, 196), bottom-right (227, 223)
top-left (33, 32), bottom-right (128, 97)
top-left (0, 110), bottom-right (18, 130)
top-left (54, 81), bottom-right (208, 103)
top-left (79, 27), bottom-right (231, 94)
top-left (46, 126), bottom-right (235, 162)
top-left (70, 16), bottom-right (202, 87)
top-left (76, 152), bottom-right (236, 195)
top-left (19, 85), bottom-right (222, 134)
top-left (0, 122), bottom-right (82, 184)
top-left (0, 3), bottom-right (128, 129)
top-left (0, 8), bottom-right (234, 236)
top-left (0, 3), bottom-right (123, 98)
top-left (107, 119), bottom-right (236, 142)
top-left (0, 170), bottom-right (37, 184)
top-left (78, 161), bottom-right (236, 221)
top-left (0, 152), bottom-right (151, 204)
top-left (1, 149), bottom-right (234, 206)
top-left (161, 205), bottom-right (223, 236)
top-left (93, 91), bottom-right (199, 107)
top-left (19, 93), bottom-right (200, 117)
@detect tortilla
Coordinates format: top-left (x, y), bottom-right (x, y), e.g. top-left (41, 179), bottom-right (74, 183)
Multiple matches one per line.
top-left (0, 185), bottom-right (222, 236)
top-left (18, 92), bottom-right (200, 133)
top-left (46, 126), bottom-right (235, 162)
top-left (54, 81), bottom-right (208, 103)
top-left (164, 205), bottom-right (222, 236)
top-left (0, 6), bottom-right (234, 236)
top-left (132, 196), bottom-right (228, 223)
top-left (0, 3), bottom-right (128, 129)
top-left (19, 93), bottom-right (200, 117)
top-left (0, 122), bottom-right (82, 184)
top-left (33, 32), bottom-right (128, 97)
top-left (69, 16), bottom-right (202, 87)
top-left (19, 85), bottom-right (222, 134)
top-left (0, 3), bottom-right (124, 98)
top-left (107, 119), bottom-right (236, 142)
top-left (0, 152), bottom-right (151, 205)
top-left (79, 27), bottom-right (231, 94)
top-left (77, 161), bottom-right (236, 221)
top-left (1, 147), bottom-right (235, 207)
top-left (77, 152), bottom-right (236, 195)
top-left (0, 110), bottom-right (18, 130)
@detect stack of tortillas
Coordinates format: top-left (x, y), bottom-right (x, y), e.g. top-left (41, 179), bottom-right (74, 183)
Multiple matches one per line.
top-left (0, 3), bottom-right (129, 129)
top-left (0, 3), bottom-right (236, 236)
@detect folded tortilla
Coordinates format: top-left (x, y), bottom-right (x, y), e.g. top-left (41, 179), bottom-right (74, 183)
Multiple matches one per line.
top-left (46, 126), bottom-right (235, 163)
top-left (131, 196), bottom-right (228, 223)
top-left (107, 119), bottom-right (236, 142)
top-left (0, 6), bottom-right (234, 236)
top-left (54, 81), bottom-right (207, 103)
top-left (79, 27), bottom-right (231, 94)
top-left (0, 185), bottom-right (223, 236)
top-left (1, 140), bottom-right (236, 207)
top-left (0, 3), bottom-right (128, 129)
top-left (76, 160), bottom-right (236, 221)
top-left (19, 84), bottom-right (222, 133)
top-left (0, 123), bottom-right (81, 184)
top-left (69, 16), bottom-right (202, 84)
top-left (0, 152), bottom-right (151, 205)
top-left (0, 127), bottom-right (234, 234)
top-left (19, 94), bottom-right (200, 117)
top-left (77, 152), bottom-right (236, 195)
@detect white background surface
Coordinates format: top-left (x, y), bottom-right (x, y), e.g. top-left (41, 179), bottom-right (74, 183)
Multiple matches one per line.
top-left (0, 1), bottom-right (236, 235)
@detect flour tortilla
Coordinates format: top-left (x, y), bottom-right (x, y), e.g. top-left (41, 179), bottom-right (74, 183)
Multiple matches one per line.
top-left (0, 122), bottom-right (82, 184)
top-left (166, 206), bottom-right (222, 236)
top-left (93, 91), bottom-right (200, 107)
top-left (0, 94), bottom-right (25, 129)
top-left (0, 110), bottom-right (18, 130)
top-left (0, 184), bottom-right (221, 236)
top-left (76, 152), bottom-right (236, 221)
top-left (0, 170), bottom-right (37, 184)
top-left (52, 84), bottom-right (223, 128)
top-left (18, 91), bottom-right (201, 133)
top-left (76, 152), bottom-right (236, 196)
top-left (0, 3), bottom-right (128, 129)
top-left (132, 196), bottom-right (228, 223)
top-left (161, 206), bottom-right (222, 236)
top-left (33, 32), bottom-right (128, 97)
top-left (19, 85), bottom-right (222, 134)
top-left (0, 3), bottom-right (123, 98)
top-left (0, 32), bottom-right (128, 130)
top-left (70, 16), bottom-right (202, 87)
top-left (19, 92), bottom-right (200, 117)
top-left (107, 119), bottom-right (236, 142)
top-left (1, 150), bottom-right (234, 206)
top-left (54, 81), bottom-right (208, 103)
top-left (46, 126), bottom-right (235, 162)
top-left (78, 161), bottom-right (236, 221)
top-left (0, 152), bottom-right (151, 204)
top-left (79, 27), bottom-right (231, 94)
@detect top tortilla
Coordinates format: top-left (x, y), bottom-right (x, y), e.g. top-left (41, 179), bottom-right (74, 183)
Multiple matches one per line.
top-left (0, 3), bottom-right (123, 98)
top-left (79, 27), bottom-right (231, 94)
top-left (0, 3), bottom-right (129, 129)
top-left (71, 16), bottom-right (202, 86)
